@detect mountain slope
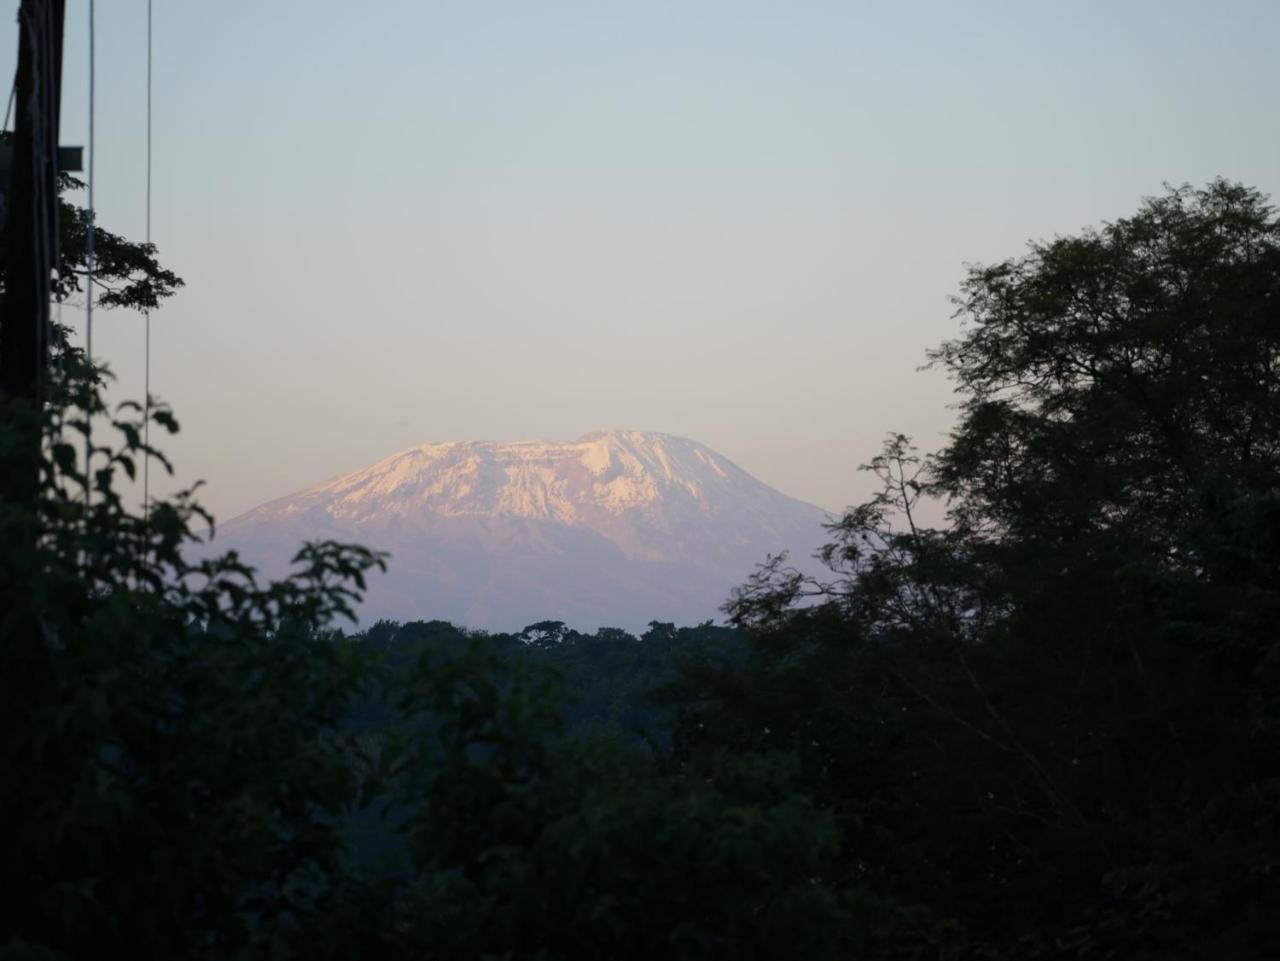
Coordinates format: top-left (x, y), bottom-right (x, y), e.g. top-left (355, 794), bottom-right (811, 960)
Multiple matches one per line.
top-left (207, 430), bottom-right (830, 631)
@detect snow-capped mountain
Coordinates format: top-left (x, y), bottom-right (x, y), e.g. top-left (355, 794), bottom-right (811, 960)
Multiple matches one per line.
top-left (205, 430), bottom-right (831, 632)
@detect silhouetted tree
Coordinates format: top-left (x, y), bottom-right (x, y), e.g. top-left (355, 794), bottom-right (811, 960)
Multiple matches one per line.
top-left (682, 180), bottom-right (1280, 959)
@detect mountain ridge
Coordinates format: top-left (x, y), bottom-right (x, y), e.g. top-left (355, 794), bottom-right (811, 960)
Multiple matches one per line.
top-left (208, 430), bottom-right (830, 632)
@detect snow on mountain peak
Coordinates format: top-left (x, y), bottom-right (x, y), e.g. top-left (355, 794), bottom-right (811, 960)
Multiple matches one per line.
top-left (290, 430), bottom-right (758, 524)
top-left (214, 431), bottom-right (830, 632)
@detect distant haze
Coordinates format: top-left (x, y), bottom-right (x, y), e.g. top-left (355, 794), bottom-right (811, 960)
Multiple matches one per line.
top-left (5, 2), bottom-right (1277, 522)
top-left (205, 430), bottom-right (831, 631)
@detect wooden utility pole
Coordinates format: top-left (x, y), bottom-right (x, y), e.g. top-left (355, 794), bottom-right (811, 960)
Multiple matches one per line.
top-left (0, 0), bottom-right (67, 508)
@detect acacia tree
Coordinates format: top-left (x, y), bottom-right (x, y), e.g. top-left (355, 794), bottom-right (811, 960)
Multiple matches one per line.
top-left (698, 180), bottom-right (1280, 959)
top-left (928, 180), bottom-right (1280, 685)
top-left (935, 180), bottom-right (1280, 547)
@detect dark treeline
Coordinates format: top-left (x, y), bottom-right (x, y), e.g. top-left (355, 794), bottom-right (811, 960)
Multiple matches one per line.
top-left (348, 618), bottom-right (743, 746)
top-left (3, 179), bottom-right (1279, 959)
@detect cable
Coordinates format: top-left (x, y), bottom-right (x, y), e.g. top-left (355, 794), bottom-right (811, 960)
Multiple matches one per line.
top-left (2, 77), bottom-right (14, 132)
top-left (84, 0), bottom-right (95, 511)
top-left (143, 0), bottom-right (152, 520)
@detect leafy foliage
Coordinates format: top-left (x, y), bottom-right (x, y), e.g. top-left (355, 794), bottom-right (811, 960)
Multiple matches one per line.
top-left (7, 178), bottom-right (1280, 959)
top-left (362, 632), bottom-right (852, 960)
top-left (676, 180), bottom-right (1280, 958)
top-left (52, 178), bottom-right (185, 311)
top-left (0, 337), bottom-right (385, 957)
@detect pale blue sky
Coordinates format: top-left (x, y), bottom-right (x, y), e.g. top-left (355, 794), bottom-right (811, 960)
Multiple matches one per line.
top-left (6, 1), bottom-right (1278, 519)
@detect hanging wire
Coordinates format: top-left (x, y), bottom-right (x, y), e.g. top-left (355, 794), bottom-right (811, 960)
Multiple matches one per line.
top-left (143, 0), bottom-right (152, 520)
top-left (84, 0), bottom-right (96, 511)
top-left (2, 11), bottom-right (19, 133)
top-left (32, 3), bottom-right (57, 415)
top-left (2, 77), bottom-right (14, 132)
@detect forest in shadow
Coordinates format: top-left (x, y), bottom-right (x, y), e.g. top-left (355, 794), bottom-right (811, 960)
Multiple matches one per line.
top-left (3, 179), bottom-right (1279, 959)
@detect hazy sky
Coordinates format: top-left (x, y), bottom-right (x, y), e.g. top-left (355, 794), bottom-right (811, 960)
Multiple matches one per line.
top-left (5, 1), bottom-right (1278, 520)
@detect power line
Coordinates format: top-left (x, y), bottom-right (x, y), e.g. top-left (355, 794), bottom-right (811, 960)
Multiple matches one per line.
top-left (144, 0), bottom-right (152, 519)
top-left (84, 0), bottom-right (95, 510)
top-left (2, 78), bottom-right (14, 131)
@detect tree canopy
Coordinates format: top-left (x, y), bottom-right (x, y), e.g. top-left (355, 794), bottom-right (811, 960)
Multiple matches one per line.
top-left (4, 179), bottom-right (1279, 959)
top-left (707, 180), bottom-right (1280, 957)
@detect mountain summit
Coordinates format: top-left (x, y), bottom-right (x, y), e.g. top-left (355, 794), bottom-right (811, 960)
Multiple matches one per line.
top-left (210, 431), bottom-right (830, 631)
